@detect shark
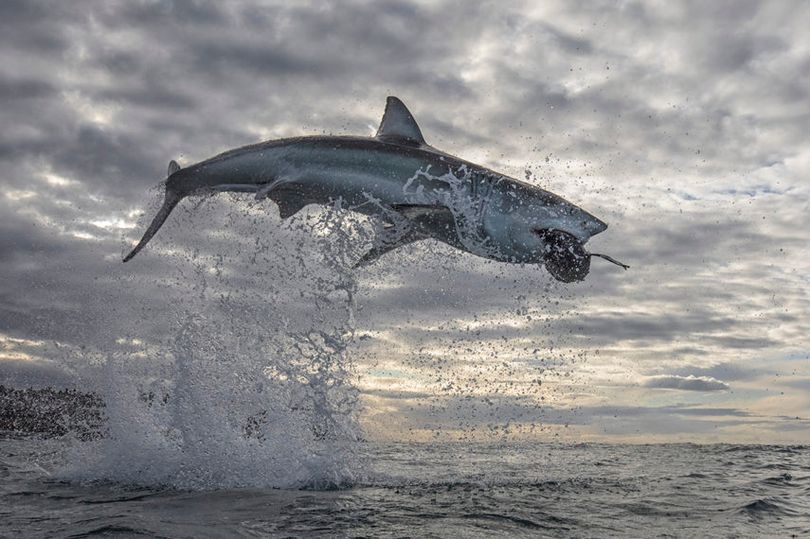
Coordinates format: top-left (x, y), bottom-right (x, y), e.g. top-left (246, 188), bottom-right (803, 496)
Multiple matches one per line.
top-left (123, 96), bottom-right (627, 282)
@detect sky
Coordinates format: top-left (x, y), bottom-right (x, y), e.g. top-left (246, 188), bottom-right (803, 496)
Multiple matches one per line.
top-left (1, 0), bottom-right (810, 443)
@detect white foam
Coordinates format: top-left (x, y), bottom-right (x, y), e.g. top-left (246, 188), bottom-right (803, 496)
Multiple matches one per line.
top-left (59, 199), bottom-right (366, 490)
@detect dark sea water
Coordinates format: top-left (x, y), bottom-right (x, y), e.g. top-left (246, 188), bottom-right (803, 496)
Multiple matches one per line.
top-left (2, 434), bottom-right (808, 538)
top-left (2, 206), bottom-right (808, 537)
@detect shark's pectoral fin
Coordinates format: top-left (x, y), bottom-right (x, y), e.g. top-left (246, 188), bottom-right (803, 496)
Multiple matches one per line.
top-left (390, 204), bottom-right (469, 252)
top-left (354, 204), bottom-right (455, 267)
top-left (250, 177), bottom-right (311, 220)
top-left (354, 237), bottom-right (426, 267)
top-left (354, 223), bottom-right (426, 268)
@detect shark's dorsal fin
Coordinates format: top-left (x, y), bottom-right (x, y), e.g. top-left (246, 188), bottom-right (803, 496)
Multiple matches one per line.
top-left (168, 160), bottom-right (181, 176)
top-left (376, 96), bottom-right (426, 146)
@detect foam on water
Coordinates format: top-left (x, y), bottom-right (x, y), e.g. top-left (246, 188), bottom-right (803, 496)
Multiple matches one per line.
top-left (58, 195), bottom-right (369, 490)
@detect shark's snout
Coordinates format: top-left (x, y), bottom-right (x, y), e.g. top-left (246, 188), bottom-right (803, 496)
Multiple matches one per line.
top-left (574, 208), bottom-right (607, 238)
top-left (552, 206), bottom-right (608, 243)
top-left (588, 215), bottom-right (608, 236)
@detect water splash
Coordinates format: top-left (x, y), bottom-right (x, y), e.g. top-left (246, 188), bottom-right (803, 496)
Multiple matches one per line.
top-left (402, 165), bottom-right (500, 257)
top-left (59, 196), bottom-right (365, 490)
top-left (349, 167), bottom-right (590, 443)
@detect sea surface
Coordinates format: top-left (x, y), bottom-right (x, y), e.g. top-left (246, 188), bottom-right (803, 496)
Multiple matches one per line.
top-left (2, 434), bottom-right (808, 538)
top-left (3, 204), bottom-right (808, 537)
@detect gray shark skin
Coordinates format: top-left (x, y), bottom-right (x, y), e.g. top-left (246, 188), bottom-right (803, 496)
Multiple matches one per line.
top-left (124, 97), bottom-right (628, 282)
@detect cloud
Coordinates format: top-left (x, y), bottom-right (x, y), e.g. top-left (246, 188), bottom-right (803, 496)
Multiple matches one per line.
top-left (642, 374), bottom-right (730, 392)
top-left (666, 362), bottom-right (767, 382)
top-left (1, 0), bottom-right (809, 442)
top-left (362, 389), bottom-right (810, 442)
top-left (0, 358), bottom-right (78, 389)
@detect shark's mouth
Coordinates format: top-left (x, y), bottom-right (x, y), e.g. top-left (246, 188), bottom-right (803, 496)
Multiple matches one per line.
top-left (537, 230), bottom-right (628, 283)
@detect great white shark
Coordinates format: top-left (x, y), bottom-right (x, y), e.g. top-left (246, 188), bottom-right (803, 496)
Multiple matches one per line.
top-left (124, 96), bottom-right (627, 282)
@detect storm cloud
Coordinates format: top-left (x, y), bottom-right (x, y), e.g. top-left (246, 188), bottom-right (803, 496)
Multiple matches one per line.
top-left (1, 0), bottom-right (809, 442)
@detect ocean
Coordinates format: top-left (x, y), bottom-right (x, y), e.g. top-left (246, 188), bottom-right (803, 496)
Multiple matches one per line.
top-left (2, 434), bottom-right (808, 538)
top-left (2, 207), bottom-right (808, 538)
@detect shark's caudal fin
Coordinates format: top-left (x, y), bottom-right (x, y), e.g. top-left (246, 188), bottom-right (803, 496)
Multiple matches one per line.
top-left (123, 161), bottom-right (183, 263)
top-left (123, 188), bottom-right (182, 262)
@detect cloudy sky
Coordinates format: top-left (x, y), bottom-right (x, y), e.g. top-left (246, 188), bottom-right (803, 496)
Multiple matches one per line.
top-left (2, 0), bottom-right (809, 443)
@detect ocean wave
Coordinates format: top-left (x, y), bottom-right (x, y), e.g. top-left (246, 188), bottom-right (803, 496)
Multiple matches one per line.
top-left (736, 497), bottom-right (801, 518)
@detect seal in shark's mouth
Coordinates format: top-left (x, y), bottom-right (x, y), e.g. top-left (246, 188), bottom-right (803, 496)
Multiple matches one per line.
top-left (538, 230), bottom-right (629, 283)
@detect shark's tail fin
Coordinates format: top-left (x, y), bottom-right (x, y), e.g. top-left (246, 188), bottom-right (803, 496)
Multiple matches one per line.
top-left (123, 188), bottom-right (182, 262)
top-left (123, 162), bottom-right (184, 263)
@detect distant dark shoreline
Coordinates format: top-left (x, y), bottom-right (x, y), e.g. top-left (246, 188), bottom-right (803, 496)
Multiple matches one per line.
top-left (0, 385), bottom-right (104, 438)
top-left (2, 385), bottom-right (807, 450)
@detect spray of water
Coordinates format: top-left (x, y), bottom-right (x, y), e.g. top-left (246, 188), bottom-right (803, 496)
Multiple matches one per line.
top-left (59, 196), bottom-right (367, 490)
top-left (50, 165), bottom-right (590, 485)
top-left (402, 165), bottom-right (499, 257)
top-left (348, 167), bottom-right (592, 443)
